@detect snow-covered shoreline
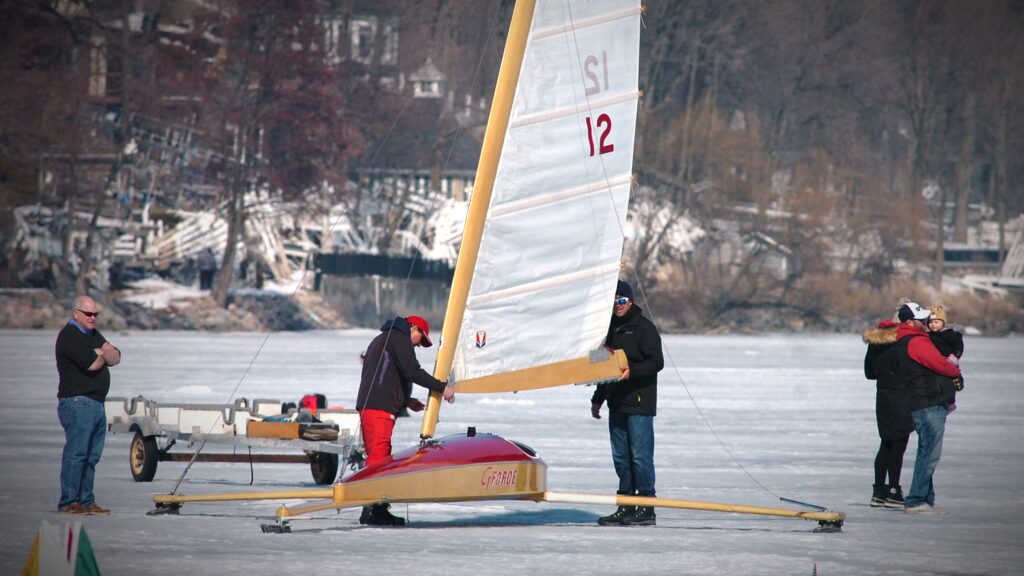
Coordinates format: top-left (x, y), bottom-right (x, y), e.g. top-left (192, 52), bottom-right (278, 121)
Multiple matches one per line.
top-left (0, 273), bottom-right (348, 332)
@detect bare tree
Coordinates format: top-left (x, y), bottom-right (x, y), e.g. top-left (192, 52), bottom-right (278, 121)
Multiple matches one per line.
top-left (972, 1), bottom-right (1024, 269)
top-left (181, 0), bottom-right (355, 307)
top-left (0, 0), bottom-right (141, 296)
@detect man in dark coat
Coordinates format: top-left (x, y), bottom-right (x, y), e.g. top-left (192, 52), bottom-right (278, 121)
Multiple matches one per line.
top-left (56, 295), bottom-right (120, 515)
top-left (895, 302), bottom-right (962, 515)
top-left (863, 318), bottom-right (912, 508)
top-left (355, 315), bottom-right (454, 525)
top-left (590, 280), bottom-right (664, 526)
top-left (197, 247), bottom-right (217, 290)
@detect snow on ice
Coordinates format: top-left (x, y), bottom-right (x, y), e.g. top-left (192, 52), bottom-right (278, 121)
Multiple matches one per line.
top-left (1, 330), bottom-right (1022, 575)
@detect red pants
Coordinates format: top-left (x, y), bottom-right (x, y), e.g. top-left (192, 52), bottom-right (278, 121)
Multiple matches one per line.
top-left (360, 409), bottom-right (396, 465)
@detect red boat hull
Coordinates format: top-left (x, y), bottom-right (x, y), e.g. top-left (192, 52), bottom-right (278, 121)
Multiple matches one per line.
top-left (332, 432), bottom-right (547, 506)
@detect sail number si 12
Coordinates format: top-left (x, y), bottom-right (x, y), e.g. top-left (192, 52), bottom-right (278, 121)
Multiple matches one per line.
top-left (583, 50), bottom-right (615, 157)
top-left (585, 114), bottom-right (615, 156)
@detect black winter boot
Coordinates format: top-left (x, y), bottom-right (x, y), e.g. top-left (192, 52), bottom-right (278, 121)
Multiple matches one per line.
top-left (624, 506), bottom-right (656, 526)
top-left (884, 485), bottom-right (905, 509)
top-left (870, 484), bottom-right (887, 507)
top-left (597, 505), bottom-right (636, 526)
top-left (358, 506), bottom-right (374, 524)
top-left (361, 504), bottom-right (406, 526)
top-left (375, 503), bottom-right (406, 526)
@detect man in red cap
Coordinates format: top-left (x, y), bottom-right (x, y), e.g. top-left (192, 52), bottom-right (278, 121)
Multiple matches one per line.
top-left (355, 315), bottom-right (454, 525)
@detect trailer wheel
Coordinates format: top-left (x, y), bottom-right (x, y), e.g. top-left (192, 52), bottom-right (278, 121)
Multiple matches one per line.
top-left (130, 430), bottom-right (158, 482)
top-left (309, 452), bottom-right (338, 485)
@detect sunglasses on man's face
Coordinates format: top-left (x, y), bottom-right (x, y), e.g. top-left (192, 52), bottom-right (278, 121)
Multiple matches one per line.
top-left (614, 297), bottom-right (630, 306)
top-left (77, 309), bottom-right (98, 318)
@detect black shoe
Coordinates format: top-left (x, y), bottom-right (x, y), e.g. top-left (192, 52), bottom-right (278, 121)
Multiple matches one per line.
top-left (361, 503), bottom-right (406, 526)
top-left (624, 506), bottom-right (656, 526)
top-left (358, 506), bottom-right (374, 525)
top-left (597, 505), bottom-right (636, 526)
top-left (884, 485), bottom-right (905, 509)
top-left (870, 484), bottom-right (887, 507)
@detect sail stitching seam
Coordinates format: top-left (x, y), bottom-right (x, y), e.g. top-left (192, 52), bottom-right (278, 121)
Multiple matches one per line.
top-left (467, 261), bottom-right (620, 306)
top-left (510, 91), bottom-right (640, 128)
top-left (489, 174), bottom-right (633, 218)
top-left (532, 7), bottom-right (641, 40)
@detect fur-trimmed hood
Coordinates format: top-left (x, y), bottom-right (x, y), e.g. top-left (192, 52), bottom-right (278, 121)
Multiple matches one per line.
top-left (863, 320), bottom-right (899, 345)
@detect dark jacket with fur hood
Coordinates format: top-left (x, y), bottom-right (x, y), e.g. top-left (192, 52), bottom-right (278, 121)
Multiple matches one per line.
top-left (863, 320), bottom-right (913, 440)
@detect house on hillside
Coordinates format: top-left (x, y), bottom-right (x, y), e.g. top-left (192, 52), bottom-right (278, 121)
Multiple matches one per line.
top-left (354, 55), bottom-right (486, 258)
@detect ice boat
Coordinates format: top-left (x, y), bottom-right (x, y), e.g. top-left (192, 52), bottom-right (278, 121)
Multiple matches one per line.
top-left (153, 0), bottom-right (844, 533)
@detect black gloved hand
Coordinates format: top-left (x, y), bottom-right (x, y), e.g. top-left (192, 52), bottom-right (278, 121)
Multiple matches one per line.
top-left (953, 375), bottom-right (964, 391)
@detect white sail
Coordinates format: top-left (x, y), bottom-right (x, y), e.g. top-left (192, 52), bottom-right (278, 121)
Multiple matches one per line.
top-left (451, 0), bottom-right (641, 387)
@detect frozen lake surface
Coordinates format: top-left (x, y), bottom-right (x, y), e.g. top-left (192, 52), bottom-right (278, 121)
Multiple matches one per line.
top-left (1, 329), bottom-right (1022, 575)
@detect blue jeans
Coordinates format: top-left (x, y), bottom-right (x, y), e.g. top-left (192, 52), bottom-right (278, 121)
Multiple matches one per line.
top-left (608, 412), bottom-right (656, 497)
top-left (58, 396), bottom-right (106, 508)
top-left (906, 405), bottom-right (947, 507)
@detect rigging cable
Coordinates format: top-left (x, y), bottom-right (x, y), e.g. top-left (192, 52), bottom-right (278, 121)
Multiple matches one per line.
top-left (358, 0), bottom-right (507, 439)
top-left (165, 1), bottom-right (508, 497)
top-left (563, 0), bottom-right (783, 502)
top-left (166, 46), bottom-right (414, 497)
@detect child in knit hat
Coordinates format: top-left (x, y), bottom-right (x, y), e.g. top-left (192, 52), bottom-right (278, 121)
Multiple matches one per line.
top-left (927, 305), bottom-right (964, 411)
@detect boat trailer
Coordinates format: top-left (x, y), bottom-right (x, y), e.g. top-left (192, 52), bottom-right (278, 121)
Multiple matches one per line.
top-left (104, 396), bottom-right (363, 485)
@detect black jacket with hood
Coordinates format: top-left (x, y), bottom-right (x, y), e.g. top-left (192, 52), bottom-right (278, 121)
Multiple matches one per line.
top-left (356, 317), bottom-right (446, 416)
top-left (590, 304), bottom-right (664, 416)
top-left (928, 326), bottom-right (965, 406)
top-left (863, 320), bottom-right (913, 440)
top-left (929, 327), bottom-right (964, 359)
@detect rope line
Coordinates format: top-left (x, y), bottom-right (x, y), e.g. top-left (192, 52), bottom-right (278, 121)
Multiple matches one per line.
top-left (166, 1), bottom-right (507, 496)
top-left (562, 1), bottom-right (782, 502)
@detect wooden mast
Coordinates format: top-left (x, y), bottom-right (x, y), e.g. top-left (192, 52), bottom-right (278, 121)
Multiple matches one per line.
top-left (419, 0), bottom-right (538, 440)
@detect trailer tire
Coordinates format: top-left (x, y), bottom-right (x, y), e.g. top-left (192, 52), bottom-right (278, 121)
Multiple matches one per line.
top-left (130, 430), bottom-right (158, 482)
top-left (309, 452), bottom-right (338, 485)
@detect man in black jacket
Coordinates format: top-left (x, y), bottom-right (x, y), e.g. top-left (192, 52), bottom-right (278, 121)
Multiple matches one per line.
top-left (56, 295), bottom-right (120, 515)
top-left (591, 281), bottom-right (664, 526)
top-left (356, 315), bottom-right (454, 525)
